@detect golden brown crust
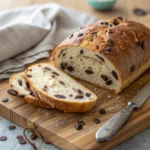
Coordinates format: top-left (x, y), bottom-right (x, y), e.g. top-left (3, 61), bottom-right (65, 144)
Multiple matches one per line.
top-left (9, 72), bottom-right (52, 109)
top-left (24, 64), bottom-right (97, 113)
top-left (52, 17), bottom-right (150, 93)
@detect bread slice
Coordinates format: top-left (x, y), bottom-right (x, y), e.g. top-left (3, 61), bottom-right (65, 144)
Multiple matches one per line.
top-left (52, 17), bottom-right (150, 94)
top-left (24, 63), bottom-right (97, 112)
top-left (8, 72), bottom-right (52, 108)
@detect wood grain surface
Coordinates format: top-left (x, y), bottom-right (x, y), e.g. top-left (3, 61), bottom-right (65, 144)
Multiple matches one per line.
top-left (0, 0), bottom-right (150, 150)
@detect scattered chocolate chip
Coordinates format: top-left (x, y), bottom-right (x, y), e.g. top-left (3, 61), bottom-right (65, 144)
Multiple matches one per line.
top-left (77, 89), bottom-right (83, 95)
top-left (69, 34), bottom-right (73, 39)
top-left (109, 24), bottom-right (113, 27)
top-left (85, 69), bottom-right (94, 74)
top-left (100, 21), bottom-right (109, 25)
top-left (18, 94), bottom-right (25, 98)
top-left (106, 80), bottom-right (112, 85)
top-left (59, 81), bottom-right (65, 85)
top-left (80, 49), bottom-right (84, 54)
top-left (112, 19), bottom-right (119, 26)
top-left (78, 121), bottom-right (85, 126)
top-left (75, 95), bottom-right (84, 99)
top-left (0, 136), bottom-right (7, 141)
top-left (96, 45), bottom-right (99, 49)
top-left (93, 118), bottom-right (101, 124)
top-left (30, 134), bottom-right (38, 140)
top-left (86, 93), bottom-right (91, 97)
top-left (74, 123), bottom-right (83, 130)
top-left (95, 54), bottom-right (105, 62)
top-left (118, 16), bottom-right (123, 20)
top-left (2, 98), bottom-right (8, 102)
top-left (52, 71), bottom-right (59, 76)
top-left (133, 8), bottom-right (147, 16)
top-left (58, 49), bottom-right (65, 58)
top-left (17, 135), bottom-right (24, 140)
top-left (42, 86), bottom-right (48, 92)
top-left (26, 81), bottom-right (30, 89)
top-left (54, 95), bottom-right (66, 99)
top-left (62, 53), bottom-right (66, 57)
top-left (19, 138), bottom-right (26, 145)
top-left (9, 125), bottom-right (16, 130)
top-left (69, 94), bottom-right (73, 97)
top-left (130, 65), bottom-right (135, 72)
top-left (65, 63), bottom-right (68, 66)
top-left (18, 80), bottom-right (22, 86)
top-left (91, 31), bottom-right (98, 35)
top-left (70, 57), bottom-right (73, 59)
top-left (141, 41), bottom-right (144, 49)
top-left (26, 74), bottom-right (32, 78)
top-left (108, 29), bottom-right (113, 33)
top-left (101, 74), bottom-right (108, 81)
top-left (52, 75), bottom-right (55, 78)
top-left (99, 108), bottom-right (106, 114)
top-left (44, 67), bottom-right (51, 71)
top-left (7, 89), bottom-right (17, 96)
top-left (67, 66), bottom-right (74, 72)
top-left (77, 33), bottom-right (84, 37)
top-left (61, 63), bottom-right (66, 70)
top-left (30, 91), bottom-right (36, 97)
top-left (112, 71), bottom-right (118, 80)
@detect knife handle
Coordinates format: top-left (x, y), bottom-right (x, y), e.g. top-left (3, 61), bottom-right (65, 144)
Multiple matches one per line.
top-left (96, 102), bottom-right (138, 142)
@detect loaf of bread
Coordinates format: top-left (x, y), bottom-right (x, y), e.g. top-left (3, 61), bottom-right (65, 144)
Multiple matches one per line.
top-left (24, 63), bottom-right (97, 112)
top-left (52, 17), bottom-right (150, 93)
top-left (8, 72), bottom-right (52, 108)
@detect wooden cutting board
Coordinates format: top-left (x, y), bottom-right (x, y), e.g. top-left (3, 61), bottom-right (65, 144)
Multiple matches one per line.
top-left (0, 66), bottom-right (150, 150)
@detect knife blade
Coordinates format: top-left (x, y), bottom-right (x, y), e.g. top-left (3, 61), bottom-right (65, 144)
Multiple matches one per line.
top-left (96, 82), bottom-right (150, 142)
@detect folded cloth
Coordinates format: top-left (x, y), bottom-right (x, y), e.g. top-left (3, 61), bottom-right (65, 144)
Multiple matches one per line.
top-left (0, 3), bottom-right (97, 80)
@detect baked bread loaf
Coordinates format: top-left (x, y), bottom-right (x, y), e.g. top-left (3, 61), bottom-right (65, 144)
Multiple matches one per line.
top-left (24, 63), bottom-right (97, 112)
top-left (52, 17), bottom-right (150, 93)
top-left (8, 72), bottom-right (52, 108)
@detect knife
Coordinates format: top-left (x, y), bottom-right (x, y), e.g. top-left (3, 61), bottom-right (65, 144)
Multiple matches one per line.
top-left (96, 82), bottom-right (150, 142)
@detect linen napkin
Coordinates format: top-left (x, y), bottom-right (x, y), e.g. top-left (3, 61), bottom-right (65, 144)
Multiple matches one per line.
top-left (0, 3), bottom-right (97, 80)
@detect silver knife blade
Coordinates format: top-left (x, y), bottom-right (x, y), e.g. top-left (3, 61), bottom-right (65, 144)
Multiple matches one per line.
top-left (131, 82), bottom-right (150, 107)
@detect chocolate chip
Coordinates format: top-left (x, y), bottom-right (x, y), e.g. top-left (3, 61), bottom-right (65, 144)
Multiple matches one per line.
top-left (70, 57), bottom-right (73, 59)
top-left (59, 81), bottom-right (65, 85)
top-left (75, 95), bottom-right (84, 99)
top-left (133, 8), bottom-right (147, 16)
top-left (86, 93), bottom-right (91, 97)
top-left (54, 95), bottom-right (66, 99)
top-left (0, 136), bottom-right (7, 141)
top-left (52, 71), bottom-right (59, 76)
top-left (112, 71), bottom-right (118, 80)
top-left (42, 86), bottom-right (48, 92)
top-left (52, 75), bottom-right (55, 78)
top-left (69, 34), bottom-right (73, 39)
top-left (109, 24), bottom-right (113, 27)
top-left (74, 123), bottom-right (83, 130)
top-left (99, 108), bottom-right (106, 114)
top-left (112, 19), bottom-right (119, 25)
top-left (91, 31), bottom-right (98, 35)
top-left (30, 91), bottom-right (36, 97)
top-left (80, 49), bottom-right (84, 54)
top-left (62, 53), bottom-right (66, 57)
top-left (61, 63), bottom-right (66, 70)
top-left (67, 66), bottom-right (74, 72)
top-left (85, 69), bottom-right (94, 74)
top-left (2, 98), bottom-right (8, 102)
top-left (118, 16), bottom-right (123, 20)
top-left (69, 94), bottom-right (73, 97)
top-left (26, 81), bottom-right (30, 89)
top-left (30, 134), bottom-right (38, 140)
top-left (18, 80), bottom-right (22, 86)
top-left (130, 65), bottom-right (135, 72)
top-left (78, 121), bottom-right (85, 126)
top-left (106, 80), bottom-right (112, 85)
top-left (18, 94), bottom-right (25, 98)
top-left (95, 54), bottom-right (105, 62)
top-left (26, 74), bottom-right (32, 78)
top-left (58, 49), bottom-right (65, 58)
top-left (77, 89), bottom-right (83, 95)
top-left (100, 21), bottom-right (109, 25)
top-left (44, 67), bottom-right (51, 71)
top-left (9, 125), bottom-right (16, 130)
top-left (19, 138), bottom-right (26, 144)
top-left (93, 118), bottom-right (101, 124)
top-left (7, 89), bottom-right (18, 96)
top-left (17, 135), bottom-right (24, 140)
top-left (141, 41), bottom-right (144, 49)
top-left (101, 74), bottom-right (108, 81)
top-left (108, 29), bottom-right (113, 33)
top-left (77, 33), bottom-right (84, 37)
top-left (96, 45), bottom-right (99, 49)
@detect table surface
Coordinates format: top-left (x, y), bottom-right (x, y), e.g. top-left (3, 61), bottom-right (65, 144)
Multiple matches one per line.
top-left (0, 0), bottom-right (150, 150)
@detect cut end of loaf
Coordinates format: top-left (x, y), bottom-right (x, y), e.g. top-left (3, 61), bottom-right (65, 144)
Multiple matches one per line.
top-left (54, 46), bottom-right (120, 93)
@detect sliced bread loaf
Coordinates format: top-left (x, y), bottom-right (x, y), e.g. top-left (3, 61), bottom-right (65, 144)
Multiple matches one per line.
top-left (8, 72), bottom-right (52, 108)
top-left (24, 63), bottom-right (97, 112)
top-left (52, 17), bottom-right (150, 94)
